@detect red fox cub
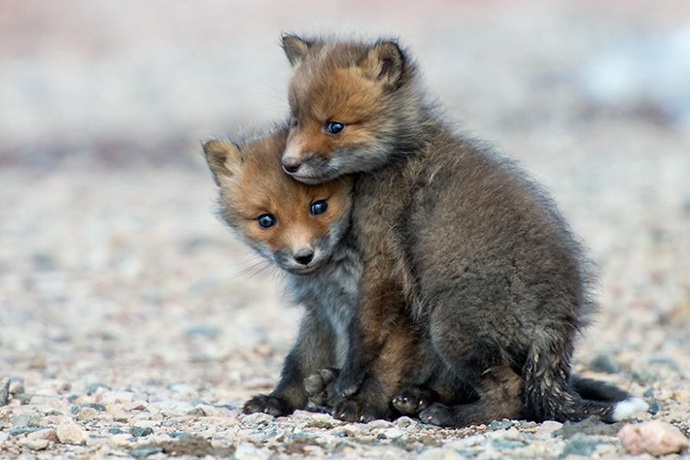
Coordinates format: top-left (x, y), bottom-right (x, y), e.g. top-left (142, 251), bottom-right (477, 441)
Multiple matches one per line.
top-left (202, 125), bottom-right (423, 417)
top-left (278, 34), bottom-right (647, 426)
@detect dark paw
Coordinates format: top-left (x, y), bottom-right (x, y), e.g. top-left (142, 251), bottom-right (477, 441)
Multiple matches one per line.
top-left (304, 368), bottom-right (339, 409)
top-left (419, 403), bottom-right (454, 427)
top-left (333, 398), bottom-right (391, 423)
top-left (243, 394), bottom-right (292, 417)
top-left (392, 386), bottom-right (434, 415)
top-left (334, 368), bottom-right (367, 398)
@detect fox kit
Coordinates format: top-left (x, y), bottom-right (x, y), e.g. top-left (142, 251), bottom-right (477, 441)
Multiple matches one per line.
top-left (203, 125), bottom-right (426, 417)
top-left (203, 125), bottom-right (361, 415)
top-left (279, 34), bottom-right (647, 426)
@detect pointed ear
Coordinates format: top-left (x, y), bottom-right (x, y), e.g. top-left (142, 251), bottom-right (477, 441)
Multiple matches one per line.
top-left (202, 139), bottom-right (242, 186)
top-left (362, 41), bottom-right (405, 89)
top-left (282, 33), bottom-right (310, 67)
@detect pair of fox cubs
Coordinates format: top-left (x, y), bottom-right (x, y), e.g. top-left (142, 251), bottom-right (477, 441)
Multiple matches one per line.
top-left (203, 35), bottom-right (646, 427)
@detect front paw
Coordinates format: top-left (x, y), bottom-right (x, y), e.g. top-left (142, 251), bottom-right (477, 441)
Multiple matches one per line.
top-left (419, 402), bottom-right (454, 426)
top-left (392, 386), bottom-right (434, 415)
top-left (243, 394), bottom-right (293, 417)
top-left (304, 368), bottom-right (339, 409)
top-left (333, 397), bottom-right (392, 423)
top-left (334, 367), bottom-right (367, 398)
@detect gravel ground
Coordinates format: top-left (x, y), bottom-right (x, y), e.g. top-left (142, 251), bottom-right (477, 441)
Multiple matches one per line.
top-left (1, 1), bottom-right (689, 458)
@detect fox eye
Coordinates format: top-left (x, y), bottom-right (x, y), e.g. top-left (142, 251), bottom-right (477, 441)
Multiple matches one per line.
top-left (257, 214), bottom-right (276, 229)
top-left (290, 117), bottom-right (298, 128)
top-left (325, 121), bottom-right (344, 135)
top-left (310, 200), bottom-right (328, 216)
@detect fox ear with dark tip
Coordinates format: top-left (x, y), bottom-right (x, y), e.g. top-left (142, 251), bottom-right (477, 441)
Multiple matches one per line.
top-left (363, 41), bottom-right (405, 90)
top-left (282, 33), bottom-right (310, 67)
top-left (202, 139), bottom-right (242, 186)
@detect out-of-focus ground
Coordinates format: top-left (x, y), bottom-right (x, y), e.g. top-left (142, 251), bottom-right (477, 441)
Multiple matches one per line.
top-left (1, 1), bottom-right (689, 458)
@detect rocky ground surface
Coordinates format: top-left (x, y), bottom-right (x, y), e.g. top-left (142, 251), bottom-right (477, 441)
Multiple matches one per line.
top-left (1, 0), bottom-right (689, 458)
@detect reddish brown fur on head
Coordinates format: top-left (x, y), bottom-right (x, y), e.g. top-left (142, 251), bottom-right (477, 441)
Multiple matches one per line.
top-left (203, 128), bottom-right (353, 274)
top-left (281, 35), bottom-right (425, 184)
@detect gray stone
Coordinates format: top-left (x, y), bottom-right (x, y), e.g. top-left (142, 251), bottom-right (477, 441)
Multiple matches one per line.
top-left (589, 354), bottom-right (621, 374)
top-left (558, 433), bottom-right (601, 459)
top-left (0, 379), bottom-right (9, 406)
top-left (129, 447), bottom-right (164, 458)
top-left (130, 426), bottom-right (154, 437)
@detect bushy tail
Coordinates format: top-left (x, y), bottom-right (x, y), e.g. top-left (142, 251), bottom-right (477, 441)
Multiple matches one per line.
top-left (523, 340), bottom-right (647, 423)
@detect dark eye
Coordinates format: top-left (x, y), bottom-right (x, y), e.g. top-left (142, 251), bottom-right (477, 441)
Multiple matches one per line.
top-left (290, 117), bottom-right (298, 128)
top-left (325, 121), bottom-right (344, 135)
top-left (257, 214), bottom-right (276, 228)
top-left (310, 200), bottom-right (328, 216)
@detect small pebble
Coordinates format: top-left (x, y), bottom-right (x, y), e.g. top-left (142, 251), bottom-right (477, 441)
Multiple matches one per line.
top-left (394, 416), bottom-right (416, 429)
top-left (241, 412), bottom-right (274, 425)
top-left (560, 433), bottom-right (601, 458)
top-left (647, 401), bottom-right (661, 415)
top-left (0, 379), bottom-right (9, 406)
top-left (366, 419), bottom-right (391, 429)
top-left (76, 407), bottom-right (99, 421)
top-left (85, 383), bottom-right (111, 395)
top-left (535, 420), bottom-right (563, 439)
top-left (129, 447), bottom-right (164, 458)
top-left (156, 399), bottom-right (194, 416)
top-left (307, 413), bottom-right (336, 428)
top-left (20, 436), bottom-right (50, 450)
top-left (8, 378), bottom-right (25, 396)
top-left (11, 412), bottom-right (41, 428)
top-left (19, 428), bottom-right (59, 451)
top-left (418, 447), bottom-right (465, 460)
top-left (383, 428), bottom-right (405, 439)
top-left (618, 420), bottom-right (689, 456)
top-left (235, 442), bottom-right (270, 460)
top-left (488, 419), bottom-right (518, 431)
top-left (590, 353), bottom-right (621, 374)
top-left (131, 426), bottom-right (154, 437)
top-left (56, 419), bottom-right (87, 445)
top-left (26, 428), bottom-right (58, 443)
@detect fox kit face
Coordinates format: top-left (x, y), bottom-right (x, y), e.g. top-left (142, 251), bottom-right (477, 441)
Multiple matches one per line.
top-left (203, 129), bottom-right (353, 275)
top-left (281, 35), bottom-right (411, 184)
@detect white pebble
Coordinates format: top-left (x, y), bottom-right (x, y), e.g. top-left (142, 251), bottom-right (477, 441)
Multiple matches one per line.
top-left (619, 420), bottom-right (689, 456)
top-left (56, 420), bottom-right (87, 445)
top-left (234, 442), bottom-right (270, 460)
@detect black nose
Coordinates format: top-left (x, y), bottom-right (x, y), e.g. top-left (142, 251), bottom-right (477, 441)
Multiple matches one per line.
top-left (294, 249), bottom-right (314, 265)
top-left (282, 158), bottom-right (302, 174)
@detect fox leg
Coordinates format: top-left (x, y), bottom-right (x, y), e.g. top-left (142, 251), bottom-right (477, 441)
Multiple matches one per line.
top-left (243, 311), bottom-right (335, 416)
top-left (332, 317), bottom-right (419, 422)
top-left (417, 297), bottom-right (524, 427)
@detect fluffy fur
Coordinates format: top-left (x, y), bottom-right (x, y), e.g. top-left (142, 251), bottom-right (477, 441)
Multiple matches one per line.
top-left (280, 34), bottom-right (646, 426)
top-left (203, 125), bottom-right (362, 415)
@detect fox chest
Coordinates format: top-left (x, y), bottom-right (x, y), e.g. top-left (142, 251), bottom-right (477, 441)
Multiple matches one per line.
top-left (290, 253), bottom-right (362, 364)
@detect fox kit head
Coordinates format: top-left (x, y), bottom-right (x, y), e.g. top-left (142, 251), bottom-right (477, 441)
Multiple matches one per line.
top-left (203, 127), bottom-right (353, 275)
top-left (281, 34), bottom-right (425, 184)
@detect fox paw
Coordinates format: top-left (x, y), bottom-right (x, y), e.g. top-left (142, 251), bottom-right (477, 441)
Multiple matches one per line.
top-left (333, 398), bottom-right (392, 423)
top-left (304, 368), bottom-right (339, 409)
top-left (334, 368), bottom-right (367, 398)
top-left (392, 386), bottom-right (434, 415)
top-left (243, 394), bottom-right (292, 417)
top-left (419, 403), bottom-right (456, 427)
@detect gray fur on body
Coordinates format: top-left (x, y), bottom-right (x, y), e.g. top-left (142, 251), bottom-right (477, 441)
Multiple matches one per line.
top-left (284, 232), bottom-right (362, 369)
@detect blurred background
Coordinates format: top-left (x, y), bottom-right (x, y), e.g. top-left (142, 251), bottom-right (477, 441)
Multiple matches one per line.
top-left (0, 0), bottom-right (689, 422)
